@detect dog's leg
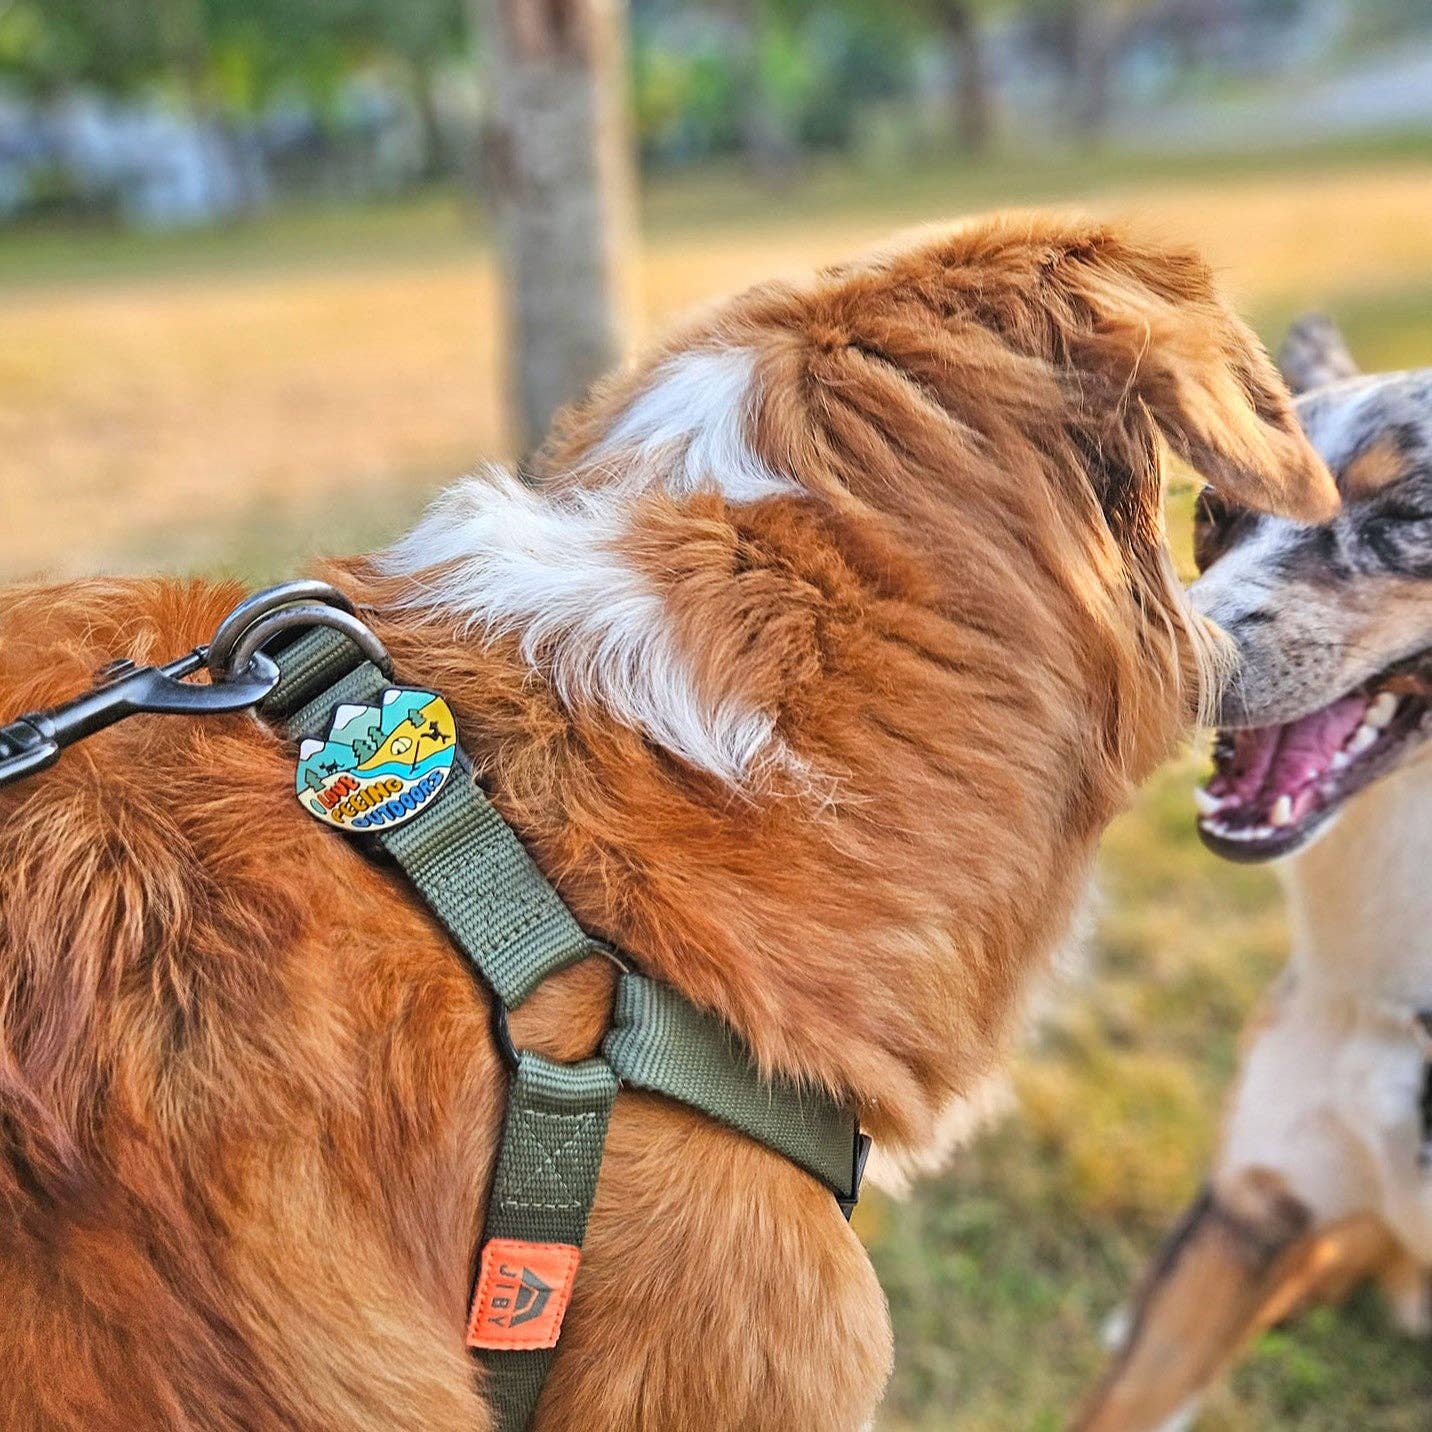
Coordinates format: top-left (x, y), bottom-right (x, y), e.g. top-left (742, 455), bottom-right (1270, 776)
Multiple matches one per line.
top-left (1378, 1249), bottom-right (1432, 1336)
top-left (1070, 1170), bottom-right (1393, 1432)
top-left (1277, 313), bottom-right (1359, 395)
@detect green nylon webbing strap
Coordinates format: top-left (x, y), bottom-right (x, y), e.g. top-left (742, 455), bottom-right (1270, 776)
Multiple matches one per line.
top-left (262, 623), bottom-right (864, 1432)
top-left (264, 628), bottom-right (596, 1007)
top-left (475, 1053), bottom-right (618, 1430)
top-left (381, 776), bottom-right (594, 1009)
top-left (605, 972), bottom-right (859, 1200)
top-left (266, 628), bottom-right (613, 1432)
top-left (260, 624), bottom-right (371, 720)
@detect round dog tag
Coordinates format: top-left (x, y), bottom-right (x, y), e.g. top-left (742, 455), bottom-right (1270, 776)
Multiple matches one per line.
top-left (296, 688), bottom-right (456, 832)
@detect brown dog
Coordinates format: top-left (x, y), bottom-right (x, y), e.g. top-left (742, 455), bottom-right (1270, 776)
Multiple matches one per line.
top-left (0, 215), bottom-right (1334, 1430)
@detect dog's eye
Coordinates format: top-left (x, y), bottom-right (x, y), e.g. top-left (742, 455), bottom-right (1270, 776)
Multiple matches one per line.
top-left (1193, 487), bottom-right (1247, 573)
top-left (1363, 497), bottom-right (1432, 573)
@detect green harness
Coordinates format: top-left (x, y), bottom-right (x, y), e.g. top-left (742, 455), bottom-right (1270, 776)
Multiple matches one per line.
top-left (264, 625), bottom-right (869, 1429)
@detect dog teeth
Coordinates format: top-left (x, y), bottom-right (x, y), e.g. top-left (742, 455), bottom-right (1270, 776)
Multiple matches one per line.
top-left (1193, 787), bottom-right (1225, 816)
top-left (1347, 724), bottom-right (1380, 758)
top-left (1270, 795), bottom-right (1294, 827)
top-left (1366, 691), bottom-right (1399, 728)
top-left (1331, 749), bottom-right (1352, 771)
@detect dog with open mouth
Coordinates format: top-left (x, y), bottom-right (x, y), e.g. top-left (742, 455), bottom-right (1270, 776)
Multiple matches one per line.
top-left (1074, 316), bottom-right (1432, 1432)
top-left (1193, 320), bottom-right (1432, 862)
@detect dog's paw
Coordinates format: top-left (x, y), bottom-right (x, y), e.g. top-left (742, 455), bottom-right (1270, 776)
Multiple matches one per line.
top-left (1379, 1260), bottom-right (1432, 1336)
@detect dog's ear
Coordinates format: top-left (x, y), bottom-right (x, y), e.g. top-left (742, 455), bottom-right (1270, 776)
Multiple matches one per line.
top-left (1050, 233), bottom-right (1339, 523)
top-left (1278, 312), bottom-right (1359, 396)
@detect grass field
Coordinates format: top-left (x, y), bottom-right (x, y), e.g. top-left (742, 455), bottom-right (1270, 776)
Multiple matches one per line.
top-left (4, 140), bottom-right (1432, 1428)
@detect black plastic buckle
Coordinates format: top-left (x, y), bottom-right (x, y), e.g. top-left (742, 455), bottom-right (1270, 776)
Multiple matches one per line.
top-left (0, 648), bottom-right (280, 792)
top-left (838, 1128), bottom-right (873, 1221)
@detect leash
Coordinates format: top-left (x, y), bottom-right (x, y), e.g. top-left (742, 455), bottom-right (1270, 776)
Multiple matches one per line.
top-left (0, 581), bottom-right (870, 1430)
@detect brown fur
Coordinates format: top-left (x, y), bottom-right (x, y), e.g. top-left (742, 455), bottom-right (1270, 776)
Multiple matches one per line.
top-left (0, 215), bottom-right (1331, 1429)
top-left (1342, 435), bottom-right (1409, 498)
top-left (1072, 1171), bottom-right (1395, 1432)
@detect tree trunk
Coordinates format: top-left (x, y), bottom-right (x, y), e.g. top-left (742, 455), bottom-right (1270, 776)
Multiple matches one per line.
top-left (411, 62), bottom-right (447, 182)
top-left (937, 0), bottom-right (993, 155)
top-left (727, 0), bottom-right (799, 182)
top-left (1074, 18), bottom-right (1114, 139)
top-left (1067, 0), bottom-right (1136, 142)
top-left (739, 76), bottom-right (800, 183)
top-left (476, 0), bottom-right (636, 453)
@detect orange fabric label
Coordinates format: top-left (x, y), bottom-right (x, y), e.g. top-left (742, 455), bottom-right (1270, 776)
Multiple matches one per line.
top-left (466, 1239), bottom-right (581, 1352)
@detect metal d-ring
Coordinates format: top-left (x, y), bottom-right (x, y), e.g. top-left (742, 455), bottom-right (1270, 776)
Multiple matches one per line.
top-left (489, 944), bottom-right (629, 1075)
top-left (207, 581), bottom-right (392, 683)
top-left (492, 1002), bottom-right (521, 1073)
top-left (589, 939), bottom-right (633, 976)
top-left (207, 580), bottom-right (354, 677)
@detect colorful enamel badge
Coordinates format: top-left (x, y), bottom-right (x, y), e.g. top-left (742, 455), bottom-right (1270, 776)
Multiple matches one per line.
top-left (296, 688), bottom-right (457, 832)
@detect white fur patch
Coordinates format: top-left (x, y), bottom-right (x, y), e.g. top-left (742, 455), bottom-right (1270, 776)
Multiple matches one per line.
top-left (1153, 1404), bottom-right (1201, 1432)
top-left (379, 471), bottom-right (779, 785)
top-left (380, 346), bottom-right (797, 784)
top-left (593, 348), bottom-right (795, 503)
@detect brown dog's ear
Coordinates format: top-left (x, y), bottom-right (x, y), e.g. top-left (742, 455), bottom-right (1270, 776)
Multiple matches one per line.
top-left (1051, 232), bottom-right (1339, 523)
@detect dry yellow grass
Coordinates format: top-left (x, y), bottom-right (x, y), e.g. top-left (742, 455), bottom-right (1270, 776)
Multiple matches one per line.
top-left (4, 157), bottom-right (1431, 580)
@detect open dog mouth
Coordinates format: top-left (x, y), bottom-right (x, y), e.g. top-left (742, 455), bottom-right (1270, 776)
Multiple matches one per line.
top-left (1198, 658), bottom-right (1432, 862)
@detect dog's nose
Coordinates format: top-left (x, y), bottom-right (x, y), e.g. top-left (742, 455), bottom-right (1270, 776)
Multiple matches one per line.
top-left (1188, 570), bottom-right (1275, 647)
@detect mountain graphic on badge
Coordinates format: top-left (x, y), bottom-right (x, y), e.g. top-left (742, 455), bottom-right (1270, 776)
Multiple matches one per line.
top-left (295, 687), bottom-right (457, 832)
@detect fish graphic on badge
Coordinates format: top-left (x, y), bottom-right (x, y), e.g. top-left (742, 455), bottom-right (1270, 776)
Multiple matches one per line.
top-left (296, 688), bottom-right (457, 832)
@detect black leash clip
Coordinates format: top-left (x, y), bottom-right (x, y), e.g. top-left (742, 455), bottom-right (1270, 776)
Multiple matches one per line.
top-left (0, 579), bottom-right (385, 793)
top-left (0, 646), bottom-right (281, 791)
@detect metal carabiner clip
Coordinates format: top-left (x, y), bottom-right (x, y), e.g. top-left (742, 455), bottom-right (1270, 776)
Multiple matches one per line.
top-left (0, 579), bottom-right (389, 793)
top-left (0, 647), bottom-right (281, 791)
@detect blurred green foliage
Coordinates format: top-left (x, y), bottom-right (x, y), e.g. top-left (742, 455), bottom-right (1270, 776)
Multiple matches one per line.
top-left (8, 0), bottom-right (1431, 173)
top-left (0, 0), bottom-right (464, 113)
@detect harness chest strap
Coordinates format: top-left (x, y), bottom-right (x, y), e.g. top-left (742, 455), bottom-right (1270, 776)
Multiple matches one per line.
top-left (263, 627), bottom-right (868, 1431)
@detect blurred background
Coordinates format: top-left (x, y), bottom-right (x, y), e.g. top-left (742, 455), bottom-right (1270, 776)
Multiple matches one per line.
top-left (3, 0), bottom-right (1431, 1426)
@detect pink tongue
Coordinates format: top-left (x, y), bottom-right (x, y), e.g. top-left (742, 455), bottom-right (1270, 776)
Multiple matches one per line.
top-left (1214, 694), bottom-right (1369, 806)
